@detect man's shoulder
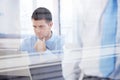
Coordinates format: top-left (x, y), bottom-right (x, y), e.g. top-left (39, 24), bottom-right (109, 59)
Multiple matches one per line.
top-left (53, 34), bottom-right (63, 39)
top-left (52, 34), bottom-right (64, 44)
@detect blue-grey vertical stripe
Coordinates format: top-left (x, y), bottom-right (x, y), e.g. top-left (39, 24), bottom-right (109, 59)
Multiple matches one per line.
top-left (100, 0), bottom-right (117, 77)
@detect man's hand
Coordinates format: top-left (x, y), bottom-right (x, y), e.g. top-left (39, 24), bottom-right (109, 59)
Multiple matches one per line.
top-left (34, 38), bottom-right (46, 52)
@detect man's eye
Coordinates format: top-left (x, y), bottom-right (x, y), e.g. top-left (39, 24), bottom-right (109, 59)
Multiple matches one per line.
top-left (39, 26), bottom-right (44, 28)
top-left (33, 26), bottom-right (36, 28)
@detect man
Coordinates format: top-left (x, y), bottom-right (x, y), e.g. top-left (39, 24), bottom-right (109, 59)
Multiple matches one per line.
top-left (62, 0), bottom-right (119, 80)
top-left (20, 7), bottom-right (63, 53)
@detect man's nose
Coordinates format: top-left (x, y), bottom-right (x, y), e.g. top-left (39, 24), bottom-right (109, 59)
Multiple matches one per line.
top-left (35, 28), bottom-right (41, 32)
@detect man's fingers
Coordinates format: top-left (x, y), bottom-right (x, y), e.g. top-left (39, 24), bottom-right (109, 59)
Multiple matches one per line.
top-left (42, 37), bottom-right (45, 42)
top-left (34, 38), bottom-right (46, 52)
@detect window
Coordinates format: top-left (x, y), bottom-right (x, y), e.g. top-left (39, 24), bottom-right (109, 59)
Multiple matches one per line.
top-left (0, 0), bottom-right (20, 35)
top-left (60, 0), bottom-right (75, 43)
top-left (20, 0), bottom-right (60, 36)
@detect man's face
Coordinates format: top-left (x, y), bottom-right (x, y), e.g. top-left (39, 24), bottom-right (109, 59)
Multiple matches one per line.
top-left (32, 19), bottom-right (53, 40)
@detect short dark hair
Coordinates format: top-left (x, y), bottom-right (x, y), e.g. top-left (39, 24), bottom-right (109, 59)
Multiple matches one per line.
top-left (31, 7), bottom-right (52, 22)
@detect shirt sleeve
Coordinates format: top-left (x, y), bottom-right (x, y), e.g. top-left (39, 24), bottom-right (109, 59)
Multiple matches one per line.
top-left (62, 43), bottom-right (84, 80)
top-left (19, 38), bottom-right (30, 52)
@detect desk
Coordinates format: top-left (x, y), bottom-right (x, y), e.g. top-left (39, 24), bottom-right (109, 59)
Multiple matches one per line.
top-left (29, 53), bottom-right (63, 80)
top-left (0, 50), bottom-right (64, 80)
top-left (0, 50), bottom-right (31, 80)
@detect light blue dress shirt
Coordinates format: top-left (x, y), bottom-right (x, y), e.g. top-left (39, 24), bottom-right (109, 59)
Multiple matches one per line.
top-left (20, 33), bottom-right (64, 53)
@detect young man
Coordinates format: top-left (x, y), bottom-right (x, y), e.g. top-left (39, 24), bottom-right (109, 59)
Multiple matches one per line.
top-left (20, 7), bottom-right (63, 53)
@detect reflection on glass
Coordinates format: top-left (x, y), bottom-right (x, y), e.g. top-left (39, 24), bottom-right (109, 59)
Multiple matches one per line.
top-left (62, 45), bottom-right (120, 80)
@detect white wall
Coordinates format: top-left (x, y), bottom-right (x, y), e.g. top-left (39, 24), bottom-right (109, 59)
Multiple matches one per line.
top-left (0, 0), bottom-right (20, 34)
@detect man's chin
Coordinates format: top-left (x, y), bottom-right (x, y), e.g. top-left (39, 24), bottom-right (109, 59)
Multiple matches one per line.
top-left (37, 36), bottom-right (43, 40)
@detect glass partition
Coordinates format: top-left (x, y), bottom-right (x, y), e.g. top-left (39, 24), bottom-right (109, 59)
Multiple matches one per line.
top-left (0, 45), bottom-right (120, 80)
top-left (0, 0), bottom-right (120, 80)
top-left (0, 49), bottom-right (63, 80)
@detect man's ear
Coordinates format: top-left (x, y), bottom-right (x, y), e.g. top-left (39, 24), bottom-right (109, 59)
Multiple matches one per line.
top-left (49, 21), bottom-right (53, 28)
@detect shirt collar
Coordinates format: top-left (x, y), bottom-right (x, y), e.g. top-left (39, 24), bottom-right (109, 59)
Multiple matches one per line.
top-left (46, 31), bottom-right (55, 43)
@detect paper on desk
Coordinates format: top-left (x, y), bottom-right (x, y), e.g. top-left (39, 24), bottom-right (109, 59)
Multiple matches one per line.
top-left (28, 52), bottom-right (60, 66)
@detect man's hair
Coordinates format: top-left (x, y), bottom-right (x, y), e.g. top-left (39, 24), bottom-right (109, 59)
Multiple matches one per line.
top-left (32, 7), bottom-right (52, 22)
